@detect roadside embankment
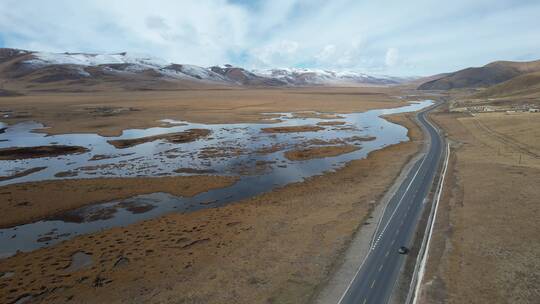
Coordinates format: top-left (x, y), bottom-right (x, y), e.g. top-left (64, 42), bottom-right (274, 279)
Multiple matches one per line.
top-left (418, 109), bottom-right (540, 303)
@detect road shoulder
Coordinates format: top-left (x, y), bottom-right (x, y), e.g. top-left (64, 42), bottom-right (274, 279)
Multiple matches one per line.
top-left (313, 112), bottom-right (427, 304)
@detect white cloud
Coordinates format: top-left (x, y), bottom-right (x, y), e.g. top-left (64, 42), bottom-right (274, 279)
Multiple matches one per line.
top-left (251, 40), bottom-right (300, 67)
top-left (145, 16), bottom-right (170, 31)
top-left (315, 44), bottom-right (336, 61)
top-left (0, 0), bottom-right (539, 75)
top-left (385, 48), bottom-right (399, 67)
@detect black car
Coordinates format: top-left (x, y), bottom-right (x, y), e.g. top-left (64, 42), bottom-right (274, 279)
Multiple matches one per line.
top-left (398, 246), bottom-right (409, 254)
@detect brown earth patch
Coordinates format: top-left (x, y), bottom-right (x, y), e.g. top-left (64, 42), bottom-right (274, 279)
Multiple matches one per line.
top-left (302, 136), bottom-right (376, 147)
top-left (284, 145), bottom-right (360, 161)
top-left (198, 146), bottom-right (246, 159)
top-left (0, 145), bottom-right (89, 160)
top-left (0, 167), bottom-right (47, 182)
top-left (107, 129), bottom-right (210, 149)
top-left (54, 171), bottom-right (78, 178)
top-left (316, 121), bottom-right (346, 126)
top-left (88, 153), bottom-right (134, 161)
top-left (173, 168), bottom-right (217, 174)
top-left (345, 135), bottom-right (376, 142)
top-left (261, 125), bottom-right (324, 133)
top-left (255, 143), bottom-right (289, 154)
top-left (290, 111), bottom-right (345, 119)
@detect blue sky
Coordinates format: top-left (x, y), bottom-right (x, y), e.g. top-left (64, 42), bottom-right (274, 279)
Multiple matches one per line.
top-left (1, 0), bottom-right (539, 76)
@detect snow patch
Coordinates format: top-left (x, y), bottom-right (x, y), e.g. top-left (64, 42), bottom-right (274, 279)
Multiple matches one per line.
top-left (28, 51), bottom-right (168, 68)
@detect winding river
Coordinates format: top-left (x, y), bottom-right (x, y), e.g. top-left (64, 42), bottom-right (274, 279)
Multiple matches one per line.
top-left (0, 100), bottom-right (432, 258)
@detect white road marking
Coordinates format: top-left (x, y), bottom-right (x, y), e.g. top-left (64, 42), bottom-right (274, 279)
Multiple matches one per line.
top-left (337, 108), bottom-right (437, 304)
top-left (410, 142), bottom-right (450, 304)
top-left (371, 157), bottom-right (424, 246)
top-left (371, 151), bottom-right (429, 243)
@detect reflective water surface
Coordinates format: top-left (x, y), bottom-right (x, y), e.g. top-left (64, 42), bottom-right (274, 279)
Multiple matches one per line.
top-left (0, 100), bottom-right (432, 258)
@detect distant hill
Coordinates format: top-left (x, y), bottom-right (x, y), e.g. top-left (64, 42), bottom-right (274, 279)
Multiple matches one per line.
top-left (418, 59), bottom-right (540, 90)
top-left (474, 71), bottom-right (540, 98)
top-left (404, 73), bottom-right (451, 87)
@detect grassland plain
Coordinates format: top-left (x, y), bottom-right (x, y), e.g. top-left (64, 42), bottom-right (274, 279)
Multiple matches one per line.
top-left (419, 105), bottom-right (540, 303)
top-left (0, 86), bottom-right (426, 303)
top-left (0, 86), bottom-right (407, 136)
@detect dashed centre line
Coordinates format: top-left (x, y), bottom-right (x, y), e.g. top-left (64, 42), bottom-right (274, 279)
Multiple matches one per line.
top-left (335, 106), bottom-right (442, 304)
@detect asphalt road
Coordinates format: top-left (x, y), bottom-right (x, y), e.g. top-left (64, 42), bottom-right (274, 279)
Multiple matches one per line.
top-left (339, 104), bottom-right (444, 304)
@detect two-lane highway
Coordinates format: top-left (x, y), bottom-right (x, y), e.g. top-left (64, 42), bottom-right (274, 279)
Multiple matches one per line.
top-left (339, 103), bottom-right (444, 304)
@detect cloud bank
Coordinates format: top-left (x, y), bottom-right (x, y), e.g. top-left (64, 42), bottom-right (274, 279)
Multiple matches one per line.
top-left (1, 0), bottom-right (539, 76)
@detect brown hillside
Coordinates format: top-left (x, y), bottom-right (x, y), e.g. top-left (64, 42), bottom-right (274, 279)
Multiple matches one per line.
top-left (474, 71), bottom-right (540, 98)
top-left (418, 59), bottom-right (540, 90)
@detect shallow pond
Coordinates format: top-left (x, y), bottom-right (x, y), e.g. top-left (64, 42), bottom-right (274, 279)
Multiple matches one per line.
top-left (0, 100), bottom-right (432, 258)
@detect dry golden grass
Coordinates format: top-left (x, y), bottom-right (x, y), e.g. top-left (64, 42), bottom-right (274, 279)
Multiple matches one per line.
top-left (0, 87), bottom-right (405, 136)
top-left (474, 71), bottom-right (540, 98)
top-left (0, 113), bottom-right (423, 304)
top-left (420, 110), bottom-right (540, 303)
top-left (107, 129), bottom-right (210, 149)
top-left (284, 145), bottom-right (359, 161)
top-left (0, 175), bottom-right (238, 228)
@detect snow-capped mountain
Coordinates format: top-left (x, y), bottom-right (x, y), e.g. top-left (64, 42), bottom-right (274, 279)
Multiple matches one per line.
top-left (23, 51), bottom-right (169, 68)
top-left (0, 48), bottom-right (407, 88)
top-left (253, 68), bottom-right (400, 85)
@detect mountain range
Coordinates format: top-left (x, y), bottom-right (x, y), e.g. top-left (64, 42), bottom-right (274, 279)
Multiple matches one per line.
top-left (0, 48), bottom-right (404, 92)
top-left (3, 48), bottom-right (539, 98)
